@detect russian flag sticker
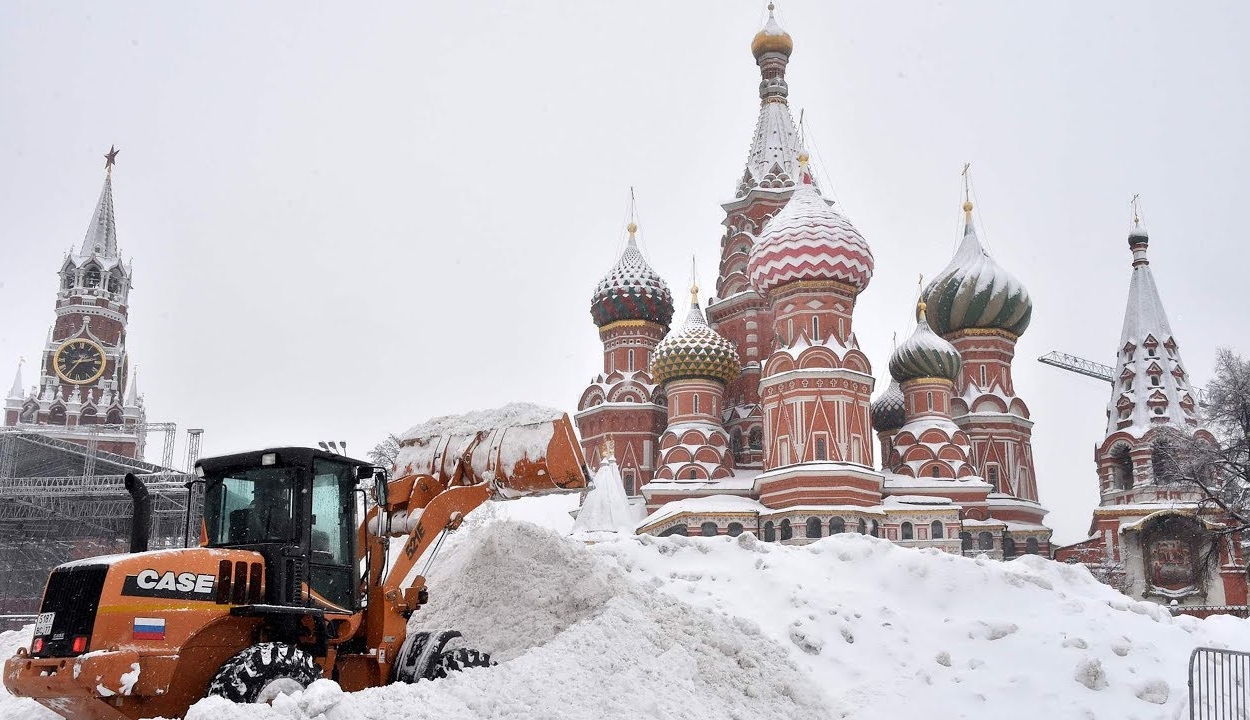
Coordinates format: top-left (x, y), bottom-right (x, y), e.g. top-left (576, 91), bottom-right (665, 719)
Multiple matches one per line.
top-left (133, 617), bottom-right (166, 640)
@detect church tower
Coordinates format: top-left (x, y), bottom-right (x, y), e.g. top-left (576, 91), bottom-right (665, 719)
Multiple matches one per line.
top-left (577, 209), bottom-right (675, 495)
top-left (3, 148), bottom-right (146, 458)
top-left (707, 4), bottom-right (809, 469)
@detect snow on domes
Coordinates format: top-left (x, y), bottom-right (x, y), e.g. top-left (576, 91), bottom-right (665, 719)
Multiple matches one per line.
top-left (747, 177), bottom-right (874, 296)
top-left (870, 378), bottom-right (906, 433)
top-left (650, 290), bottom-right (740, 386)
top-left (889, 305), bottom-right (962, 384)
top-left (922, 205), bottom-right (1031, 338)
top-left (751, 3), bottom-right (793, 58)
top-left (591, 225), bottom-right (675, 329)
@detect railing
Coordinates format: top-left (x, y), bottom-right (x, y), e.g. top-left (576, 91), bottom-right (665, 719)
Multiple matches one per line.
top-left (1190, 646), bottom-right (1250, 719)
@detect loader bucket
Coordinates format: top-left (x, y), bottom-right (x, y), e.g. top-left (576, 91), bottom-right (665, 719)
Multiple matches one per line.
top-left (394, 403), bottom-right (589, 498)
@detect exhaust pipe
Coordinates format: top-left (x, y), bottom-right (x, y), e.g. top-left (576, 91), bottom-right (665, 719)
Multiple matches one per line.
top-left (125, 473), bottom-right (151, 553)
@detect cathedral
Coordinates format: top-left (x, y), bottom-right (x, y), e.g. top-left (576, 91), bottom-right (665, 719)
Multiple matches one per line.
top-left (576, 7), bottom-right (1051, 558)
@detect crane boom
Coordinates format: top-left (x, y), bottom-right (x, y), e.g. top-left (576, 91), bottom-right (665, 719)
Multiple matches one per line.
top-left (1038, 350), bottom-right (1209, 406)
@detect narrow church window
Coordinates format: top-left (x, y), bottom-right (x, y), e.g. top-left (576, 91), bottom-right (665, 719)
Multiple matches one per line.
top-left (870, 520), bottom-right (880, 538)
top-left (960, 532), bottom-right (973, 552)
top-left (815, 437), bottom-right (827, 461)
top-left (780, 519), bottom-right (793, 541)
top-left (986, 465), bottom-right (999, 491)
top-left (811, 316), bottom-right (819, 340)
top-left (931, 466), bottom-right (940, 478)
top-left (901, 522), bottom-right (914, 540)
top-left (927, 392), bottom-right (934, 411)
top-left (980, 365), bottom-right (987, 386)
top-left (805, 517), bottom-right (821, 538)
top-left (1112, 446), bottom-right (1134, 490)
top-left (764, 521), bottom-right (775, 542)
top-left (931, 520), bottom-right (944, 539)
top-left (1002, 536), bottom-right (1017, 558)
top-left (857, 518), bottom-right (867, 534)
top-left (689, 468), bottom-right (697, 480)
top-left (1151, 375), bottom-right (1159, 387)
top-left (749, 427), bottom-right (762, 450)
top-left (701, 522), bottom-right (718, 537)
top-left (628, 349), bottom-right (635, 371)
top-left (623, 470), bottom-right (636, 496)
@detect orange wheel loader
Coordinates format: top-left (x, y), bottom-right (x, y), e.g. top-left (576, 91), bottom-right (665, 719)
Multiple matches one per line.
top-left (3, 410), bottom-right (589, 720)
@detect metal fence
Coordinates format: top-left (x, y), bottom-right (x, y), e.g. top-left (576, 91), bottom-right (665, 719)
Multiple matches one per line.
top-left (1191, 647), bottom-right (1250, 719)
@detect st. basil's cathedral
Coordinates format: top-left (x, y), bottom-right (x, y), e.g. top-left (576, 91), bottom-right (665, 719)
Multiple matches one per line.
top-left (576, 5), bottom-right (1051, 559)
top-left (576, 4), bottom-right (1248, 615)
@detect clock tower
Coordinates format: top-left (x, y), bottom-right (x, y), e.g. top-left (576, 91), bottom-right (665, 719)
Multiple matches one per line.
top-left (4, 148), bottom-right (147, 458)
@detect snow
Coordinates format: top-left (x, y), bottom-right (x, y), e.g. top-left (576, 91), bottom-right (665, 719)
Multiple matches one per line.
top-left (640, 494), bottom-right (768, 529)
top-left (398, 402), bottom-right (565, 442)
top-left (6, 509), bottom-right (1250, 719)
top-left (571, 458), bottom-right (636, 533)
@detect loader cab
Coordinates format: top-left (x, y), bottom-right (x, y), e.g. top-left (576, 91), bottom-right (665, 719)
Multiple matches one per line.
top-left (196, 448), bottom-right (375, 613)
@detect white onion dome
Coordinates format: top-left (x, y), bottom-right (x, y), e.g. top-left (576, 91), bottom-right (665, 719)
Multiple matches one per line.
top-left (889, 304), bottom-right (962, 384)
top-left (751, 3), bottom-right (793, 59)
top-left (870, 378), bottom-right (906, 433)
top-left (747, 164), bottom-right (874, 296)
top-left (650, 289), bottom-right (740, 386)
top-left (921, 202), bottom-right (1032, 338)
top-left (591, 224), bottom-right (675, 328)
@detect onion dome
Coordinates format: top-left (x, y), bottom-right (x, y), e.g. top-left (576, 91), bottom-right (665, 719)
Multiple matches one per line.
top-left (870, 378), bottom-right (906, 433)
top-left (591, 222), bottom-right (675, 328)
top-left (889, 302), bottom-right (962, 384)
top-left (922, 201), bottom-right (1032, 338)
top-left (751, 3), bottom-right (793, 58)
top-left (747, 156), bottom-right (874, 296)
top-left (650, 285), bottom-right (740, 386)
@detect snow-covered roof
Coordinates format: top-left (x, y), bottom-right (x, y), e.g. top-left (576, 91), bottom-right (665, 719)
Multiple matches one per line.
top-left (1104, 224), bottom-right (1202, 437)
top-left (882, 473), bottom-right (992, 490)
top-left (922, 209), bottom-right (1031, 338)
top-left (883, 495), bottom-right (956, 506)
top-left (639, 494), bottom-right (769, 529)
top-left (79, 172), bottom-right (119, 258)
top-left (747, 182), bottom-right (874, 295)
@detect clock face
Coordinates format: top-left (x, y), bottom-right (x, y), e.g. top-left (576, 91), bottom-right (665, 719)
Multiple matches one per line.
top-left (54, 339), bottom-right (107, 385)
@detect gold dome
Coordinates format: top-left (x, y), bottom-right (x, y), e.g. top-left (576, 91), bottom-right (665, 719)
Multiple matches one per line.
top-left (751, 3), bottom-right (793, 58)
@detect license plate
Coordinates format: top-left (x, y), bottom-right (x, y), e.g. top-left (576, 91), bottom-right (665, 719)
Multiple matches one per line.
top-left (33, 612), bottom-right (54, 636)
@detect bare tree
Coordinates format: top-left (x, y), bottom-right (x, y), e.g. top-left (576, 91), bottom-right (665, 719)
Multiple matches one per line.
top-left (1152, 348), bottom-right (1250, 532)
top-left (367, 433), bottom-right (402, 469)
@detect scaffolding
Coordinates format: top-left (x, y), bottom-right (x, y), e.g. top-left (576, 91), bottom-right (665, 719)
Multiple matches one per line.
top-left (0, 423), bottom-right (203, 615)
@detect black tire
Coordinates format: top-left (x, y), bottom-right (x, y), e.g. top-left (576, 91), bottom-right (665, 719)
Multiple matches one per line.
top-left (207, 642), bottom-right (321, 704)
top-left (424, 647), bottom-right (495, 680)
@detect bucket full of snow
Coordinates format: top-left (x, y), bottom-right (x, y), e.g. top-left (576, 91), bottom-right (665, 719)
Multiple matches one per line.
top-left (394, 403), bottom-right (589, 498)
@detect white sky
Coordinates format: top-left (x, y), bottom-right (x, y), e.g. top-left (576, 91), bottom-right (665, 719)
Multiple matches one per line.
top-left (1, 1), bottom-right (1246, 544)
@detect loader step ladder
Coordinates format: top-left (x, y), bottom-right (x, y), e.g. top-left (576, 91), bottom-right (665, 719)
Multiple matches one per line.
top-left (1190, 646), bottom-right (1250, 719)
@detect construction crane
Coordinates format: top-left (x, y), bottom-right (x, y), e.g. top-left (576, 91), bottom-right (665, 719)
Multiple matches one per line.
top-left (1038, 351), bottom-right (1209, 406)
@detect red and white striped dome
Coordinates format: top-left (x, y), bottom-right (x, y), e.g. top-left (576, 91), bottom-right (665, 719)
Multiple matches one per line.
top-left (747, 181), bottom-right (874, 296)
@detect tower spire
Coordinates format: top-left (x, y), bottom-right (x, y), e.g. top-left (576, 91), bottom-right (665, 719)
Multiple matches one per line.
top-left (8, 359), bottom-right (23, 399)
top-left (627, 187), bottom-right (639, 246)
top-left (736, 4), bottom-right (806, 198)
top-left (80, 148), bottom-right (119, 258)
top-left (961, 162), bottom-right (974, 225)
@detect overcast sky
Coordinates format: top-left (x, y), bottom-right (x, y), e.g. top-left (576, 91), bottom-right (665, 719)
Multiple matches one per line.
top-left (1, 1), bottom-right (1246, 543)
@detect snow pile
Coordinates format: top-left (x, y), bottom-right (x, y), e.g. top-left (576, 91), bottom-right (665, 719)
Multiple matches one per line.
top-left (5, 514), bottom-right (1250, 719)
top-left (570, 459), bottom-right (635, 533)
top-left (398, 402), bottom-right (564, 442)
top-left (0, 629), bottom-right (58, 720)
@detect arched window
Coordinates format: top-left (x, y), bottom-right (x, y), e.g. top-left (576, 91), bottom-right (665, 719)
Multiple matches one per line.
top-left (1002, 535), bottom-right (1017, 559)
top-left (805, 517), bottom-right (821, 539)
top-left (688, 468), bottom-right (698, 480)
top-left (814, 437), bottom-right (827, 461)
top-left (857, 518), bottom-right (867, 535)
top-left (628, 349), bottom-right (635, 372)
top-left (930, 520), bottom-right (944, 539)
top-left (1111, 446), bottom-right (1133, 490)
top-left (79, 407), bottom-right (97, 425)
top-left (977, 532), bottom-right (994, 550)
top-left (106, 408), bottom-right (123, 424)
top-left (927, 392), bottom-right (934, 411)
top-left (727, 522), bottom-right (744, 537)
top-left (900, 522), bottom-right (913, 540)
top-left (659, 525), bottom-right (688, 537)
top-left (49, 405), bottom-right (67, 425)
top-left (748, 427), bottom-right (763, 450)
top-left (623, 470), bottom-right (636, 496)
top-left (700, 522), bottom-right (718, 537)
top-left (83, 266), bottom-right (101, 287)
top-left (980, 365), bottom-right (987, 386)
top-left (870, 520), bottom-right (879, 538)
top-left (986, 465), bottom-right (1000, 492)
top-left (61, 273), bottom-right (73, 290)
top-left (830, 517), bottom-right (846, 535)
top-left (1025, 537), bottom-right (1040, 555)
top-left (931, 466), bottom-right (941, 478)
top-left (763, 521), bottom-right (776, 542)
top-left (960, 532), bottom-right (973, 552)
top-left (693, 394), bottom-right (700, 414)
top-left (812, 316), bottom-right (820, 340)
top-left (780, 519), bottom-right (793, 541)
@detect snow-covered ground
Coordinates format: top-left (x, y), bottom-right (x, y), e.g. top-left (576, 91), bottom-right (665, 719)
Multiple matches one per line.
top-left (3, 498), bottom-right (1248, 719)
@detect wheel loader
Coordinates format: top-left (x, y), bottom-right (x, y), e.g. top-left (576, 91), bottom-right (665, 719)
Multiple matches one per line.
top-left (2, 408), bottom-right (590, 720)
